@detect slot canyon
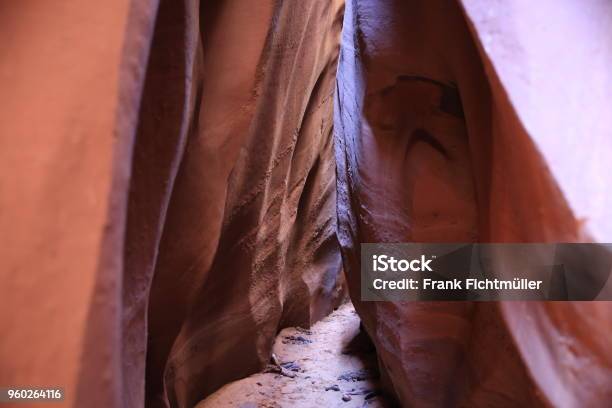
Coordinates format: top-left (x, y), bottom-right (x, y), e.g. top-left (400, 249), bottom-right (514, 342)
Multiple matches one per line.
top-left (0, 1), bottom-right (611, 407)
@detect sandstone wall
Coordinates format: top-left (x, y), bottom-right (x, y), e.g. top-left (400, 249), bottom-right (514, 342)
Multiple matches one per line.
top-left (141, 0), bottom-right (346, 406)
top-left (0, 1), bottom-right (156, 406)
top-left (335, 0), bottom-right (612, 406)
top-left (0, 1), bottom-right (345, 407)
top-left (2, 0), bottom-right (611, 407)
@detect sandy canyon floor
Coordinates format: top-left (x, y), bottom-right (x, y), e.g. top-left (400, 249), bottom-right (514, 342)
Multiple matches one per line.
top-left (196, 302), bottom-right (394, 408)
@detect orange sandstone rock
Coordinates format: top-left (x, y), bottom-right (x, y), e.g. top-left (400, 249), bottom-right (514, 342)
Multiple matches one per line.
top-left (335, 0), bottom-right (612, 406)
top-left (0, 1), bottom-right (345, 407)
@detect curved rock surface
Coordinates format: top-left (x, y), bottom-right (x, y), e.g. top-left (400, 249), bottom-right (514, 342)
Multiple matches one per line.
top-left (0, 1), bottom-right (345, 407)
top-left (1, 0), bottom-right (612, 407)
top-left (335, 0), bottom-right (612, 407)
top-left (142, 1), bottom-right (346, 406)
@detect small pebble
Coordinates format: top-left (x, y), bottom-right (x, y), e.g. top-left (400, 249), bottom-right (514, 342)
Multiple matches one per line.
top-left (342, 394), bottom-right (352, 402)
top-left (325, 384), bottom-right (340, 392)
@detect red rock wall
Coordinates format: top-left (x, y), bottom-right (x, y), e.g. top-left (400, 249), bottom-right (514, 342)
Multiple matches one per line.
top-left (2, 0), bottom-right (611, 407)
top-left (141, 0), bottom-right (346, 406)
top-left (335, 0), bottom-right (612, 406)
top-left (0, 0), bottom-right (345, 407)
top-left (0, 1), bottom-right (156, 406)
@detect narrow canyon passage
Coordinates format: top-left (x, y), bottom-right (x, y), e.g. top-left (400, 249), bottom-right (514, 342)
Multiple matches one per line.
top-left (1, 1), bottom-right (612, 408)
top-left (196, 302), bottom-right (392, 408)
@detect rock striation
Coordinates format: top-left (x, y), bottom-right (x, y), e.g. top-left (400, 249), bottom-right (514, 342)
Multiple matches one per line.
top-left (140, 1), bottom-right (346, 406)
top-left (1, 0), bottom-right (611, 407)
top-left (335, 0), bottom-right (612, 407)
top-left (0, 1), bottom-right (345, 407)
